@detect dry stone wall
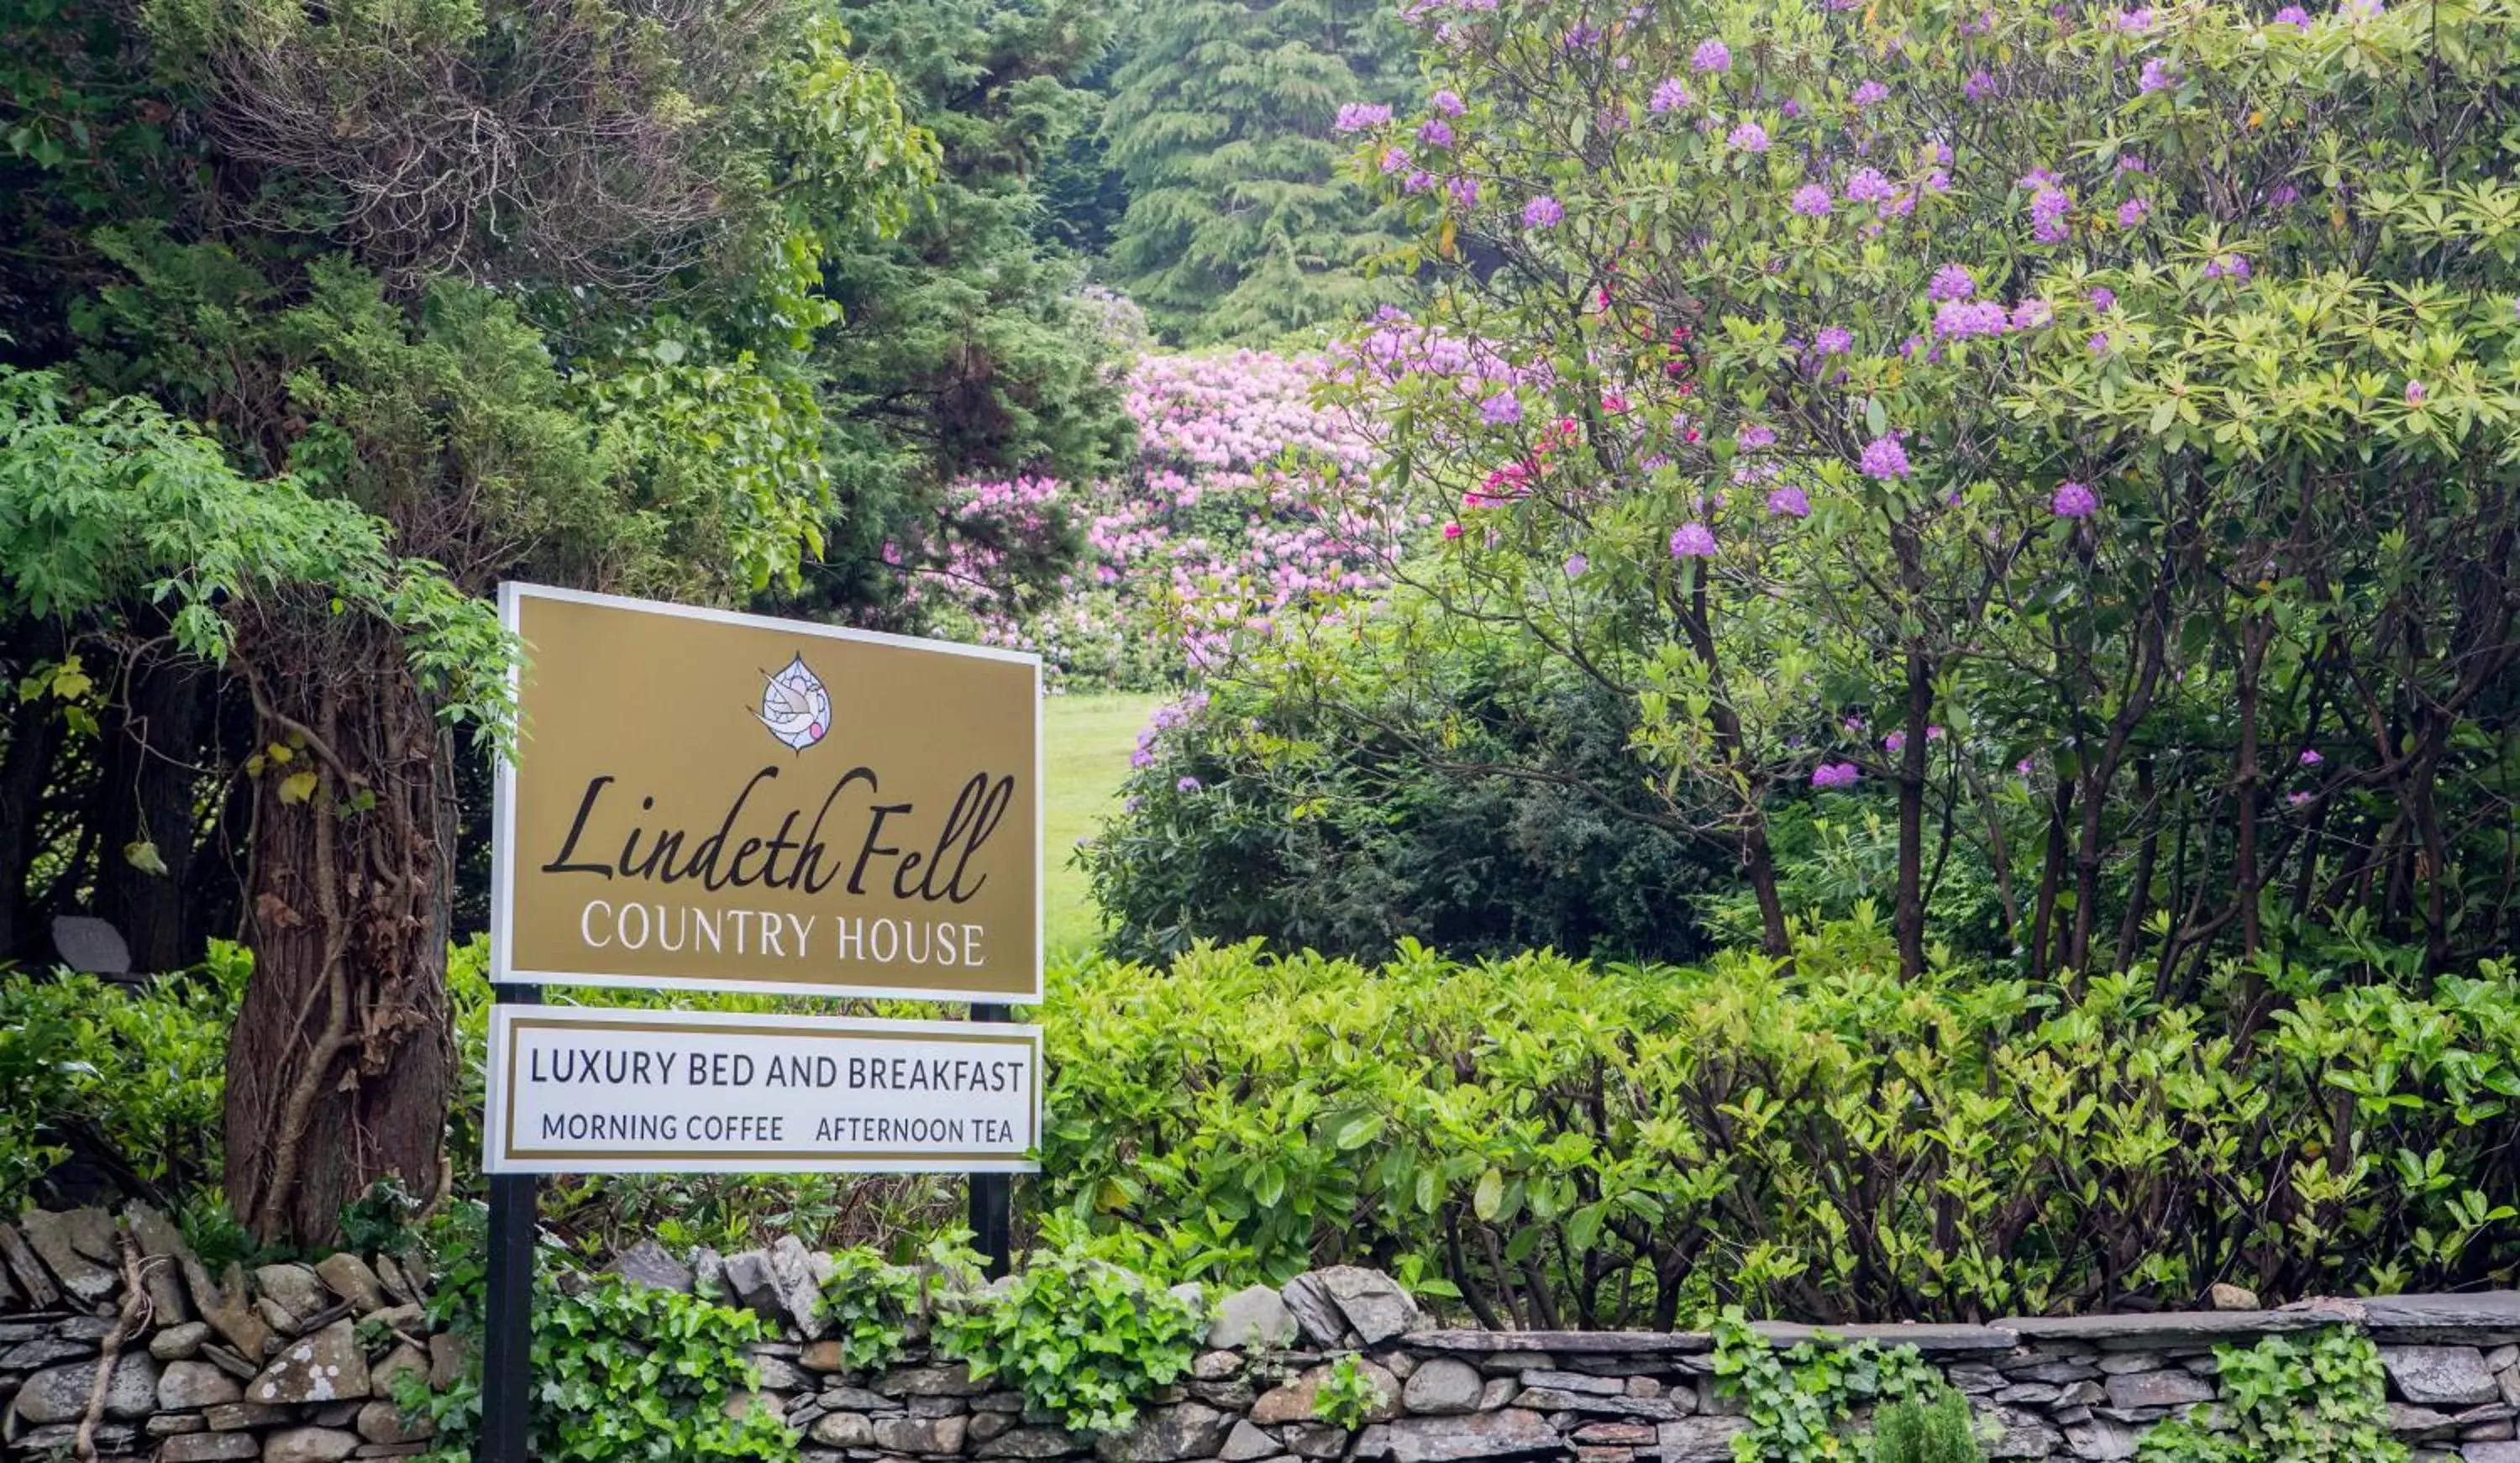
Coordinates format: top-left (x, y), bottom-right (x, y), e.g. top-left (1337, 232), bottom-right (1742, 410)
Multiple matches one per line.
top-left (6, 1209), bottom-right (2520, 1462)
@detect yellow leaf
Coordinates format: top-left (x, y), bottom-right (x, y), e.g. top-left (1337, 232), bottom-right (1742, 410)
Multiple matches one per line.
top-left (278, 771), bottom-right (320, 805)
top-left (265, 742), bottom-right (295, 764)
top-left (123, 841), bottom-right (169, 877)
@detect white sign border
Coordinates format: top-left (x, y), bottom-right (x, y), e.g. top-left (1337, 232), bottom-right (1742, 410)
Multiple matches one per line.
top-left (490, 581), bottom-right (1046, 1005)
top-left (483, 1003), bottom-right (1044, 1175)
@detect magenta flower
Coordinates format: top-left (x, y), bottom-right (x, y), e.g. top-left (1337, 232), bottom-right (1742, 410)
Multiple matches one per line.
top-left (1523, 194), bottom-right (1565, 228)
top-left (1853, 80), bottom-right (1890, 107)
top-left (1737, 422), bottom-right (1778, 449)
top-left (2273, 3), bottom-right (2310, 22)
top-left (1381, 146), bottom-right (1411, 174)
top-left (1729, 121), bottom-right (1771, 152)
top-left (1441, 520), bottom-right (1464, 540)
top-left (2406, 380), bottom-right (2428, 405)
top-left (1480, 391), bottom-right (1522, 425)
top-left (1693, 38), bottom-right (1732, 71)
top-left (1404, 170), bottom-right (1434, 193)
top-left (2089, 331), bottom-right (2111, 354)
top-left (2139, 58), bottom-right (2178, 93)
top-left (2090, 286), bottom-right (2117, 311)
top-left (2299, 748), bottom-right (2324, 766)
top-left (1669, 522), bottom-right (1719, 558)
top-left (2117, 197), bottom-right (2150, 227)
top-left (1965, 69), bottom-right (1997, 102)
top-left (1767, 485), bottom-right (1812, 517)
top-left (1565, 553), bottom-right (1589, 577)
top-left (1845, 167), bottom-right (1896, 203)
top-left (2012, 298), bottom-right (2055, 329)
top-left (1883, 730), bottom-right (1906, 752)
top-left (2052, 481), bottom-right (2099, 518)
top-left (1431, 89), bottom-right (1466, 116)
top-left (1928, 263), bottom-right (1977, 301)
top-left (1334, 102), bottom-right (1393, 133)
top-left (2029, 185), bottom-right (2071, 244)
top-left (1791, 183), bottom-right (1833, 216)
top-left (1812, 762), bottom-right (1861, 789)
top-left (1815, 325), bottom-right (1855, 354)
top-left (1419, 118), bottom-right (1454, 147)
top-left (1650, 77), bottom-right (1693, 113)
top-left (1860, 435), bottom-right (1912, 479)
top-left (1935, 301), bottom-right (2011, 338)
top-left (1448, 176), bottom-right (1479, 208)
top-left (1176, 776), bottom-right (1204, 793)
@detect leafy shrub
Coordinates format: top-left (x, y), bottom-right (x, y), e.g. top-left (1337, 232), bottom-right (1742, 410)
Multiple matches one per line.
top-left (2135, 1331), bottom-right (2407, 1463)
top-left (401, 1202), bottom-right (795, 1463)
top-left (1042, 924), bottom-right (2520, 1325)
top-left (1312, 1354), bottom-right (1391, 1430)
top-left (1869, 1387), bottom-right (1987, 1463)
top-left (0, 942), bottom-right (244, 1209)
top-left (816, 1245), bottom-right (922, 1374)
top-left (1710, 1312), bottom-right (1944, 1461)
top-left (1089, 666), bottom-right (1733, 965)
top-left (932, 1245), bottom-right (1205, 1433)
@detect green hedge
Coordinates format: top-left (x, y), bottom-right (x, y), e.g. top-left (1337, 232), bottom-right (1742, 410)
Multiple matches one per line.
top-left (1039, 920), bottom-right (2520, 1325)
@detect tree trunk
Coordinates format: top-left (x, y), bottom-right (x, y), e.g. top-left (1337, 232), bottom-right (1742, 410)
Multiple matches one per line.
top-left (95, 650), bottom-right (205, 973)
top-left (223, 603), bottom-right (455, 1248)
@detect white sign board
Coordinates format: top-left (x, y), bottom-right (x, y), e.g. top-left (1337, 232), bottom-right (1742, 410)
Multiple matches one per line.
top-left (484, 1004), bottom-right (1041, 1174)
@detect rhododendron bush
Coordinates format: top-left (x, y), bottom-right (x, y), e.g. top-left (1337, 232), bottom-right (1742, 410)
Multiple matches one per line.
top-left (1285, 0), bottom-right (2520, 984)
top-left (906, 350), bottom-right (1407, 688)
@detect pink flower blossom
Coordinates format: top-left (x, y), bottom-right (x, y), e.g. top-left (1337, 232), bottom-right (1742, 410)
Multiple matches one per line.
top-left (1928, 263), bottom-right (1977, 301)
top-left (1767, 485), bottom-right (1811, 517)
top-left (1813, 762), bottom-right (1861, 789)
top-left (2052, 480), bottom-right (2099, 518)
top-left (1729, 121), bottom-right (1771, 152)
top-left (1860, 435), bottom-right (1913, 479)
top-left (1791, 183), bottom-right (1833, 216)
top-left (1441, 520), bottom-right (1464, 540)
top-left (1334, 102), bottom-right (1393, 133)
top-left (2299, 748), bottom-right (2324, 766)
top-left (1523, 194), bottom-right (1565, 228)
top-left (1650, 77), bottom-right (1692, 113)
top-left (1669, 522), bottom-right (1719, 558)
top-left (1693, 38), bottom-right (1731, 71)
top-left (1854, 80), bottom-right (1890, 107)
top-left (1480, 391), bottom-right (1522, 425)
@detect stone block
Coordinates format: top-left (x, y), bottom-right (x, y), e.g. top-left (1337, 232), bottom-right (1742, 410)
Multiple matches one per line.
top-left (154, 1322), bottom-right (216, 1361)
top-left (875, 1414), bottom-right (969, 1455)
top-left (162, 1431), bottom-right (264, 1461)
top-left (354, 1399), bottom-right (432, 1445)
top-left (976, 1426), bottom-right (1087, 1459)
top-left (206, 1403), bottom-right (296, 1431)
top-left (160, 1359), bottom-right (245, 1409)
top-left (888, 1364), bottom-right (987, 1397)
top-left (248, 1320), bottom-right (371, 1405)
top-left (1093, 1403), bottom-right (1231, 1463)
top-left (8, 1351), bottom-right (160, 1424)
top-left (813, 1413), bottom-right (877, 1448)
top-left (252, 1265), bottom-right (328, 1320)
top-left (1315, 1268), bottom-right (1420, 1346)
top-left (611, 1240), bottom-right (695, 1295)
top-left (1210, 1287), bottom-right (1299, 1351)
top-left (1651, 1418), bottom-right (1747, 1463)
top-left (312, 1255), bottom-right (387, 1315)
top-left (123, 1203), bottom-right (197, 1326)
top-left (1278, 1276), bottom-right (1353, 1350)
top-left (1355, 1409), bottom-right (1564, 1463)
top-left (1403, 1360), bottom-right (1484, 1416)
top-left (1221, 1420), bottom-right (1278, 1460)
top-left (2388, 1348), bottom-right (2504, 1407)
top-left (18, 1209), bottom-right (119, 1306)
top-left (2101, 1370), bottom-right (2213, 1409)
top-left (262, 1425), bottom-right (360, 1463)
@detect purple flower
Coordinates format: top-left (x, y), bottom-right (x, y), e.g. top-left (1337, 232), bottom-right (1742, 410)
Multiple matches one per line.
top-left (1669, 523), bottom-right (1718, 558)
top-left (1767, 485), bottom-right (1812, 517)
top-left (1448, 175), bottom-right (1479, 208)
top-left (2139, 58), bottom-right (2178, 93)
top-left (1815, 325), bottom-right (1855, 354)
top-left (2029, 184), bottom-right (2071, 244)
top-left (2339, 0), bottom-right (2382, 18)
top-left (1854, 79), bottom-right (1891, 107)
top-left (2406, 380), bottom-right (2428, 405)
top-left (1523, 194), bottom-right (1565, 228)
top-left (1381, 146), bottom-right (1411, 174)
top-left (2113, 5), bottom-right (2157, 29)
top-left (1564, 553), bottom-right (1589, 577)
top-left (2012, 297), bottom-right (2055, 329)
top-left (1965, 70), bottom-right (1997, 102)
top-left (2272, 3), bottom-right (2309, 23)
top-left (1176, 776), bottom-right (1204, 793)
top-left (2089, 286), bottom-right (2117, 311)
top-left (1650, 76), bottom-right (1693, 113)
top-left (1335, 102), bottom-right (1393, 133)
top-left (2118, 197), bottom-right (2150, 227)
top-left (1729, 121), bottom-right (1771, 152)
top-left (1845, 167), bottom-right (1897, 202)
top-left (1812, 762), bottom-right (1861, 789)
top-left (2287, 790), bottom-right (2315, 807)
top-left (2089, 331), bottom-right (2112, 354)
top-left (1693, 38), bottom-right (1732, 71)
top-left (1404, 170), bottom-right (1435, 193)
top-left (1860, 435), bottom-right (1912, 479)
top-left (1928, 263), bottom-right (1977, 301)
top-left (1480, 391), bottom-right (1522, 425)
top-left (1884, 730), bottom-right (1907, 752)
top-left (2052, 480), bottom-right (2099, 518)
top-left (2299, 748), bottom-right (2324, 766)
top-left (1431, 89), bottom-right (1467, 116)
top-left (2118, 154), bottom-right (2149, 173)
top-left (1419, 118), bottom-right (1454, 147)
top-left (1737, 422), bottom-right (1778, 449)
top-left (1934, 300), bottom-right (2011, 338)
top-left (1791, 183), bottom-right (1833, 216)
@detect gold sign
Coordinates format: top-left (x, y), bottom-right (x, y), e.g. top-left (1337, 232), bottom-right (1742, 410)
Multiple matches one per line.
top-left (492, 584), bottom-right (1040, 1001)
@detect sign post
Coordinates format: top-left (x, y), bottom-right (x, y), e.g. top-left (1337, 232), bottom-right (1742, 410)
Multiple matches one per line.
top-left (477, 584), bottom-right (1043, 1463)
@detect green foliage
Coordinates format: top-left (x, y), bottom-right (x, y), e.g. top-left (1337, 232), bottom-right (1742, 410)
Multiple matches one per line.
top-left (1869, 1387), bottom-right (1987, 1463)
top-left (1090, 664), bottom-right (1734, 965)
top-left (2135, 1331), bottom-right (2408, 1463)
top-left (816, 1246), bottom-right (922, 1374)
top-left (1711, 1312), bottom-right (1944, 1461)
top-left (933, 1246), bottom-right (1205, 1433)
top-left (1043, 928), bottom-right (2520, 1325)
top-left (1312, 1354), bottom-right (1389, 1431)
top-left (1098, 0), bottom-right (1415, 343)
top-left (0, 944), bottom-right (244, 1209)
top-left (402, 1203), bottom-right (795, 1463)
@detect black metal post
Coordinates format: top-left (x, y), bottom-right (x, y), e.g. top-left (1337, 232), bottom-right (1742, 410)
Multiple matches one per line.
top-left (479, 983), bottom-right (540, 1463)
top-left (968, 1001), bottom-right (1014, 1278)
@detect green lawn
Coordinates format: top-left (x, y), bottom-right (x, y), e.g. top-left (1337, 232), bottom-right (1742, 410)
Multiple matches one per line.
top-left (1043, 691), bottom-right (1163, 957)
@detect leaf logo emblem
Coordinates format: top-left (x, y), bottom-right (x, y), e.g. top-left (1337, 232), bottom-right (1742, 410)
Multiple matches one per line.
top-left (757, 654), bottom-right (832, 752)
